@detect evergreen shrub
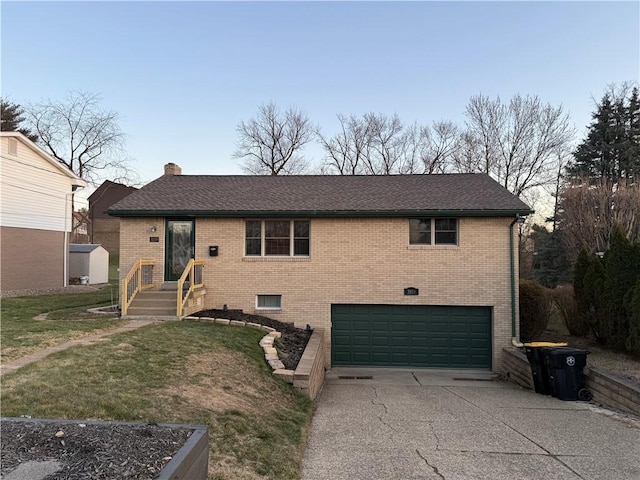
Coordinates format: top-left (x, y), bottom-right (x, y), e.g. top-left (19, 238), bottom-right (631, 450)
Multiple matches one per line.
top-left (519, 279), bottom-right (553, 342)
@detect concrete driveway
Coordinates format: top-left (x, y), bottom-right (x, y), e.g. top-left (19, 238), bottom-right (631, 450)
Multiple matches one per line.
top-left (302, 368), bottom-right (640, 480)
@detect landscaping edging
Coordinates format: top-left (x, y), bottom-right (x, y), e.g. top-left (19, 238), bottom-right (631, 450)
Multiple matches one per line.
top-left (87, 304), bottom-right (119, 315)
top-left (501, 347), bottom-right (640, 416)
top-left (184, 317), bottom-right (326, 400)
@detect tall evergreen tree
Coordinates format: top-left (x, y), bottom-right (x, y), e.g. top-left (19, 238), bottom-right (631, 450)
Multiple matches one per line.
top-left (623, 87), bottom-right (640, 177)
top-left (568, 86), bottom-right (640, 181)
top-left (601, 227), bottom-right (638, 349)
top-left (0, 99), bottom-right (38, 142)
top-left (530, 226), bottom-right (572, 288)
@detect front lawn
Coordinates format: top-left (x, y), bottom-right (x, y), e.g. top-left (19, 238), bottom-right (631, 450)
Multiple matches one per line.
top-left (1, 320), bottom-right (314, 480)
top-left (1, 285), bottom-right (124, 365)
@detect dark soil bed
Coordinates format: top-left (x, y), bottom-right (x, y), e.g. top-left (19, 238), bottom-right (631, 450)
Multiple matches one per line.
top-left (192, 309), bottom-right (312, 370)
top-left (0, 419), bottom-right (193, 479)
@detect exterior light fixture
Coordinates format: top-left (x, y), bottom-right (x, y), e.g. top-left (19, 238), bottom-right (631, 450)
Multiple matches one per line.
top-left (150, 225), bottom-right (157, 233)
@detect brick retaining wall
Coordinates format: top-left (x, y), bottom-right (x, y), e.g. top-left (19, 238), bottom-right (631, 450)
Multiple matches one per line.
top-left (501, 347), bottom-right (640, 416)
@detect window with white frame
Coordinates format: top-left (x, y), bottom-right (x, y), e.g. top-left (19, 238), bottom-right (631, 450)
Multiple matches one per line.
top-left (409, 218), bottom-right (458, 245)
top-left (245, 220), bottom-right (310, 256)
top-left (257, 294), bottom-right (282, 310)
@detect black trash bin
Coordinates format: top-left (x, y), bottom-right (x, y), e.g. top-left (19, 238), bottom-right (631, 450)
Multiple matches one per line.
top-left (542, 347), bottom-right (591, 401)
top-left (523, 342), bottom-right (567, 395)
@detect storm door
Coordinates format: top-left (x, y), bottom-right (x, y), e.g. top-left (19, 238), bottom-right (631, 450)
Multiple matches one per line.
top-left (165, 219), bottom-right (195, 281)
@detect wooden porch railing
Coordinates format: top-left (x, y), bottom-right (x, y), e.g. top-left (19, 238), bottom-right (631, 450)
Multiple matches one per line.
top-left (177, 259), bottom-right (205, 317)
top-left (121, 260), bottom-right (154, 316)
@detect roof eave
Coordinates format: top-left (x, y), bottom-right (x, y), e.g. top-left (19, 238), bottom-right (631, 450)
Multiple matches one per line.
top-left (108, 208), bottom-right (534, 218)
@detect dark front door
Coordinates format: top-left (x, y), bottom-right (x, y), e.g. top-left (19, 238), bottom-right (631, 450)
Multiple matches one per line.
top-left (165, 219), bottom-right (195, 281)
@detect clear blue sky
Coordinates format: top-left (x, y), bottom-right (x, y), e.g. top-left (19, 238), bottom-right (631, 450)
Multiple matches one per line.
top-left (2, 1), bottom-right (639, 190)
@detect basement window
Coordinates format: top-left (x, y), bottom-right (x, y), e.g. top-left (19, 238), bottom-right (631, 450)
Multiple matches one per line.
top-left (256, 295), bottom-right (282, 310)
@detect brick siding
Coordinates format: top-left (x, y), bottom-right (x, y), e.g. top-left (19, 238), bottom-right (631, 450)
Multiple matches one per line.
top-left (120, 216), bottom-right (519, 370)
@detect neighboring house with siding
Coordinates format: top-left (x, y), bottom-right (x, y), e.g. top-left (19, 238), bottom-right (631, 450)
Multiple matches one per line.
top-left (0, 132), bottom-right (86, 292)
top-left (88, 180), bottom-right (137, 254)
top-left (109, 164), bottom-right (532, 372)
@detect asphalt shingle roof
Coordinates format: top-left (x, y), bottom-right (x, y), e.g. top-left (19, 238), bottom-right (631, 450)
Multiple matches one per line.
top-left (108, 174), bottom-right (531, 217)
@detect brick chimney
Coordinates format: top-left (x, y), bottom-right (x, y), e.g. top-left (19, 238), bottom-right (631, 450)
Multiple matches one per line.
top-left (164, 163), bottom-right (182, 175)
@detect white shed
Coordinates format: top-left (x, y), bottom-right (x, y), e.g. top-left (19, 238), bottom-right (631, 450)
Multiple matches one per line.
top-left (69, 244), bottom-right (109, 285)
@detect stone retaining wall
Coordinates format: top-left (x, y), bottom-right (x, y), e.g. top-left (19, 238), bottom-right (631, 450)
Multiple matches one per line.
top-left (586, 366), bottom-right (640, 416)
top-left (501, 347), bottom-right (640, 416)
top-left (501, 347), bottom-right (534, 390)
top-left (293, 330), bottom-right (326, 400)
top-left (187, 317), bottom-right (326, 400)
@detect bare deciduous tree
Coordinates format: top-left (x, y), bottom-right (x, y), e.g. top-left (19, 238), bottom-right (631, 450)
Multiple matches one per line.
top-left (233, 102), bottom-right (313, 175)
top-left (558, 177), bottom-right (640, 258)
top-left (422, 121), bottom-right (459, 173)
top-left (461, 94), bottom-right (575, 201)
top-left (25, 91), bottom-right (135, 185)
top-left (451, 131), bottom-right (484, 173)
top-left (318, 114), bottom-right (457, 175)
top-left (363, 113), bottom-right (404, 174)
top-left (316, 113), bottom-right (373, 175)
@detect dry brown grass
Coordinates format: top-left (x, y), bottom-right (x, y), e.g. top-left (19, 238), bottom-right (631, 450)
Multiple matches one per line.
top-left (1, 321), bottom-right (313, 480)
top-left (1, 323), bottom-right (125, 365)
top-left (157, 351), bottom-right (278, 416)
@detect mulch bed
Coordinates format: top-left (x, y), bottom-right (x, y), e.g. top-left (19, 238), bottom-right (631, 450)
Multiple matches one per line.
top-left (0, 419), bottom-right (193, 479)
top-left (192, 309), bottom-right (312, 370)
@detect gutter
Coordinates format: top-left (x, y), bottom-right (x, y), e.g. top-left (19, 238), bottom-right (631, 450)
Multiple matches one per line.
top-left (510, 216), bottom-right (523, 348)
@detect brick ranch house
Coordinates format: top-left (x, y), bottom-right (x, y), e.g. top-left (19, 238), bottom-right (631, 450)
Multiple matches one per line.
top-left (109, 164), bottom-right (532, 371)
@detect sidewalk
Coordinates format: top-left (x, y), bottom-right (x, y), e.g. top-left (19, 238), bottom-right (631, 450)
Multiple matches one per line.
top-left (0, 320), bottom-right (159, 377)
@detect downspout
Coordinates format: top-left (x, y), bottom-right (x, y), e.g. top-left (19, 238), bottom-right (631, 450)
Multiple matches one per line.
top-left (64, 192), bottom-right (71, 287)
top-left (65, 184), bottom-right (84, 287)
top-left (510, 216), bottom-right (523, 348)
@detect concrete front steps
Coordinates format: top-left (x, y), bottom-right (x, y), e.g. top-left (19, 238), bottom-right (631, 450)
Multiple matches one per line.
top-left (125, 288), bottom-right (178, 318)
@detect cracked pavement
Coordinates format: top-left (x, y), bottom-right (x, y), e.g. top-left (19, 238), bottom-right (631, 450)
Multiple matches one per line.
top-left (302, 368), bottom-right (640, 480)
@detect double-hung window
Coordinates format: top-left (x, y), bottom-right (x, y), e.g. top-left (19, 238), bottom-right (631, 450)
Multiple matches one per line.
top-left (409, 218), bottom-right (458, 245)
top-left (245, 220), bottom-right (310, 256)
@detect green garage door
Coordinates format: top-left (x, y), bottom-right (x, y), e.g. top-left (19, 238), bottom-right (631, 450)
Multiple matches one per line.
top-left (332, 304), bottom-right (492, 368)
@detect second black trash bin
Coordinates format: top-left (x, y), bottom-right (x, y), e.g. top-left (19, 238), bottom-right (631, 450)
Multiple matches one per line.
top-left (542, 347), bottom-right (591, 401)
top-left (524, 342), bottom-right (567, 395)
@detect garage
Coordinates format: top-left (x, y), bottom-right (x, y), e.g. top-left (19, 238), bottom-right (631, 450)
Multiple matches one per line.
top-left (331, 304), bottom-right (492, 368)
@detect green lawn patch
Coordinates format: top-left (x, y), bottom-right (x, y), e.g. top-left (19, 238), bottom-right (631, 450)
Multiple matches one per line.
top-left (1, 321), bottom-right (314, 480)
top-left (1, 284), bottom-right (124, 364)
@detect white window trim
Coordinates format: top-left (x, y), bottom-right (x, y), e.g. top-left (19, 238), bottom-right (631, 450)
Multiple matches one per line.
top-left (256, 294), bottom-right (282, 310)
top-left (409, 218), bottom-right (459, 246)
top-left (245, 219), bottom-right (310, 257)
